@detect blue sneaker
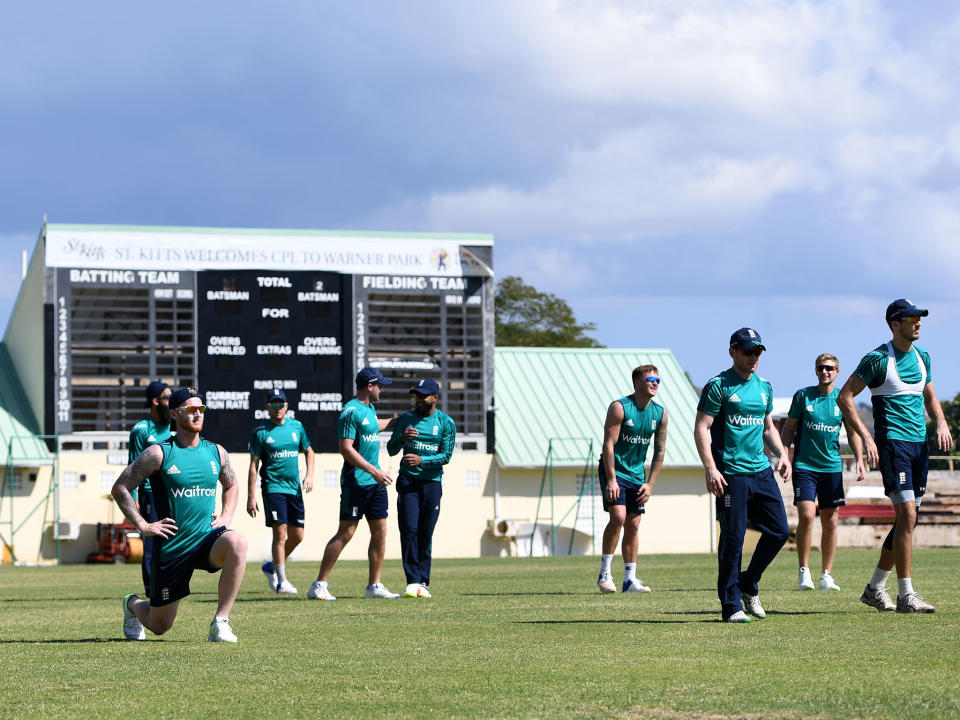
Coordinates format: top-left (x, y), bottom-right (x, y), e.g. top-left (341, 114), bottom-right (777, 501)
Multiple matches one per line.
top-left (261, 561), bottom-right (277, 592)
top-left (622, 578), bottom-right (652, 593)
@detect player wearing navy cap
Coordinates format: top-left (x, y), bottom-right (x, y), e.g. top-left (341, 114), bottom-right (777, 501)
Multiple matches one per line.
top-left (113, 387), bottom-right (247, 642)
top-left (838, 299), bottom-right (953, 613)
top-left (694, 328), bottom-right (791, 623)
top-left (247, 388), bottom-right (315, 594)
top-left (595, 365), bottom-right (668, 595)
top-left (308, 367), bottom-right (401, 600)
top-left (780, 354), bottom-right (865, 592)
top-left (387, 378), bottom-right (456, 597)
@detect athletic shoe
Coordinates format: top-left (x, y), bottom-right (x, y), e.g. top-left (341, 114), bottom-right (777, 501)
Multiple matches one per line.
top-left (622, 578), bottom-right (652, 593)
top-left (597, 572), bottom-right (616, 594)
top-left (798, 567), bottom-right (814, 591)
top-left (818, 572), bottom-right (840, 591)
top-left (364, 582), bottom-right (400, 599)
top-left (742, 593), bottom-right (766, 619)
top-left (403, 583), bottom-right (421, 598)
top-left (896, 592), bottom-right (935, 614)
top-left (307, 581), bottom-right (336, 601)
top-left (417, 584), bottom-right (432, 598)
top-left (725, 610), bottom-right (752, 623)
top-left (261, 561), bottom-right (277, 592)
top-left (208, 617), bottom-right (238, 643)
top-left (121, 593), bottom-right (145, 641)
top-left (859, 584), bottom-right (895, 612)
top-left (276, 580), bottom-right (298, 595)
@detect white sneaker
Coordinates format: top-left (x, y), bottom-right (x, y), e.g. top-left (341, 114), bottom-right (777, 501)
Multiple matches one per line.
top-left (261, 561), bottom-right (277, 592)
top-left (818, 572), bottom-right (840, 591)
top-left (622, 578), bottom-right (652, 593)
top-left (403, 583), bottom-right (421, 598)
top-left (742, 593), bottom-right (766, 619)
top-left (307, 581), bottom-right (336, 600)
top-left (417, 584), bottom-right (432, 598)
top-left (597, 572), bottom-right (616, 594)
top-left (798, 567), bottom-right (814, 591)
top-left (364, 582), bottom-right (400, 599)
top-left (121, 593), bottom-right (145, 641)
top-left (725, 610), bottom-right (752, 623)
top-left (208, 617), bottom-right (238, 643)
top-left (276, 580), bottom-right (298, 595)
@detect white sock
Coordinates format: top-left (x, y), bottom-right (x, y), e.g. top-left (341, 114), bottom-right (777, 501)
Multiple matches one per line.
top-left (276, 564), bottom-right (287, 584)
top-left (869, 566), bottom-right (891, 590)
top-left (600, 554), bottom-right (613, 574)
top-left (897, 577), bottom-right (914, 597)
top-left (624, 563), bottom-right (637, 582)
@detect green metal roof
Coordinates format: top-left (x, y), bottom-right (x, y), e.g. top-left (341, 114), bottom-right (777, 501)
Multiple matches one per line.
top-left (494, 347), bottom-right (702, 469)
top-left (0, 343), bottom-right (51, 466)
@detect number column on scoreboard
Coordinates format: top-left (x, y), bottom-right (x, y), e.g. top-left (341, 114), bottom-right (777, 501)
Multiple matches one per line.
top-left (196, 270), bottom-right (352, 452)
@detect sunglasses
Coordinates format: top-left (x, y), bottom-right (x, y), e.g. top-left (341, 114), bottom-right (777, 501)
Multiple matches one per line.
top-left (644, 376), bottom-right (661, 384)
top-left (179, 406), bottom-right (206, 415)
top-left (158, 395), bottom-right (171, 403)
top-left (267, 401), bottom-right (286, 408)
top-left (816, 365), bottom-right (837, 372)
top-left (897, 316), bottom-right (921, 323)
top-left (739, 347), bottom-right (763, 357)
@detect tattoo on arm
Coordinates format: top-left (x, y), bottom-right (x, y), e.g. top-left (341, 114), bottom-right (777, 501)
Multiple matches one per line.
top-left (219, 447), bottom-right (237, 488)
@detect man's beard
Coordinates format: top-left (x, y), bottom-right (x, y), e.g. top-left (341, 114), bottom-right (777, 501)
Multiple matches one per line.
top-left (157, 403), bottom-right (172, 427)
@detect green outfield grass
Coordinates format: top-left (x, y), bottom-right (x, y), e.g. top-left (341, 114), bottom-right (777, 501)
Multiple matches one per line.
top-left (1, 548), bottom-right (958, 719)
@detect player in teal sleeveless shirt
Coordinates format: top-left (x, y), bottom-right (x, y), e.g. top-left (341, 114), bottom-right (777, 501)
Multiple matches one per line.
top-left (309, 367), bottom-right (401, 601)
top-left (694, 328), bottom-right (791, 623)
top-left (127, 380), bottom-right (172, 599)
top-left (838, 299), bottom-right (953, 614)
top-left (112, 388), bottom-right (247, 643)
top-left (247, 388), bottom-right (314, 595)
top-left (596, 364), bottom-right (669, 595)
top-left (781, 354), bottom-right (864, 592)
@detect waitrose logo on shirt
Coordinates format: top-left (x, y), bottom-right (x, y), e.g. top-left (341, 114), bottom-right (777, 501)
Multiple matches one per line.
top-left (727, 414), bottom-right (764, 427)
top-left (171, 486), bottom-right (217, 498)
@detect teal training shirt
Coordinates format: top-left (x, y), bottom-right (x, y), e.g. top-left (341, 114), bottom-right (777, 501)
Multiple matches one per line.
top-left (337, 398), bottom-right (382, 487)
top-left (854, 343), bottom-right (931, 443)
top-left (698, 369), bottom-right (773, 475)
top-left (249, 417), bottom-right (311, 495)
top-left (788, 386), bottom-right (843, 473)
top-left (601, 395), bottom-right (663, 486)
top-left (150, 437), bottom-right (222, 563)
top-left (128, 417), bottom-right (172, 494)
top-left (386, 409), bottom-right (457, 481)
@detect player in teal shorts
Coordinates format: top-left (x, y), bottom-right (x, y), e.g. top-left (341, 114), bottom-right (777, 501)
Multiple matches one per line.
top-left (113, 388), bottom-right (248, 642)
top-left (838, 299), bottom-right (953, 613)
top-left (596, 364), bottom-right (668, 594)
top-left (780, 353), bottom-right (864, 592)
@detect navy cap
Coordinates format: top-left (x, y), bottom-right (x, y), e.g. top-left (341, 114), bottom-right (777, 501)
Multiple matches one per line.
top-left (885, 298), bottom-right (928, 322)
top-left (169, 387), bottom-right (203, 410)
top-left (729, 327), bottom-right (766, 350)
top-left (145, 380), bottom-right (170, 407)
top-left (266, 388), bottom-right (287, 403)
top-left (356, 367), bottom-right (392, 385)
top-left (409, 378), bottom-right (440, 396)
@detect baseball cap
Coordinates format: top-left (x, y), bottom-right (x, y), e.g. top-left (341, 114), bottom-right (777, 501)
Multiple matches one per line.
top-left (266, 388), bottom-right (287, 403)
top-left (409, 378), bottom-right (440, 396)
top-left (885, 298), bottom-right (928, 322)
top-left (729, 327), bottom-right (766, 351)
top-left (356, 367), bottom-right (392, 385)
top-left (145, 380), bottom-right (170, 407)
top-left (169, 387), bottom-right (204, 410)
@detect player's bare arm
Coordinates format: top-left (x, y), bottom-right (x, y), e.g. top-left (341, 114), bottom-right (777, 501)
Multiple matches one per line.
top-left (302, 446), bottom-right (315, 492)
top-left (779, 417), bottom-right (798, 451)
top-left (837, 374), bottom-right (877, 466)
top-left (213, 444), bottom-right (239, 528)
top-left (247, 454), bottom-right (260, 517)
top-left (601, 401), bottom-right (625, 502)
top-left (923, 382), bottom-right (954, 453)
top-left (339, 437), bottom-right (393, 486)
top-left (694, 411), bottom-right (726, 496)
top-left (763, 414), bottom-right (791, 482)
top-left (841, 417), bottom-right (866, 481)
top-left (639, 408), bottom-right (669, 505)
top-left (112, 445), bottom-right (177, 538)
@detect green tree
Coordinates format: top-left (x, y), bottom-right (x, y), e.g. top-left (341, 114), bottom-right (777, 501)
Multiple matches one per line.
top-left (495, 276), bottom-right (603, 347)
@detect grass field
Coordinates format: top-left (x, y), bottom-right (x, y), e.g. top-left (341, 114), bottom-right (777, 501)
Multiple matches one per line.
top-left (1, 548), bottom-right (958, 719)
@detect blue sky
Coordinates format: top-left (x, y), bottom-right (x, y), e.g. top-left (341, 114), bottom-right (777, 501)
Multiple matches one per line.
top-left (2, 1), bottom-right (958, 402)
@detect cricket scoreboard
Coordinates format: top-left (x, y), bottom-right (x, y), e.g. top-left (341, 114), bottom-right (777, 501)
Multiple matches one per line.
top-left (43, 225), bottom-right (494, 453)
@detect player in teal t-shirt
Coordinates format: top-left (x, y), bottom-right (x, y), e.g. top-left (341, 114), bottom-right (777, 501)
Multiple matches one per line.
top-left (247, 388), bottom-right (314, 595)
top-left (309, 367), bottom-right (401, 601)
top-left (112, 387), bottom-right (247, 643)
top-left (694, 328), bottom-right (791, 623)
top-left (838, 299), bottom-right (953, 614)
top-left (387, 378), bottom-right (456, 597)
top-left (127, 380), bottom-right (173, 599)
top-left (595, 364), bottom-right (668, 595)
top-left (781, 354), bottom-right (864, 592)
